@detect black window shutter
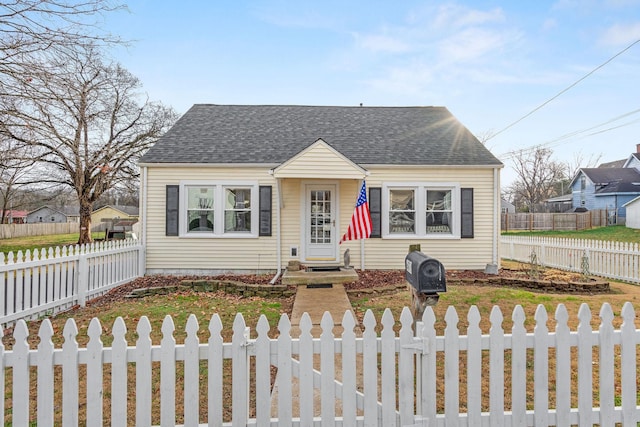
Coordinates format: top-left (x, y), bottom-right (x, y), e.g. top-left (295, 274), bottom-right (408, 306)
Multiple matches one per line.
top-left (369, 187), bottom-right (381, 238)
top-left (461, 188), bottom-right (474, 238)
top-left (259, 186), bottom-right (272, 236)
top-left (166, 185), bottom-right (179, 236)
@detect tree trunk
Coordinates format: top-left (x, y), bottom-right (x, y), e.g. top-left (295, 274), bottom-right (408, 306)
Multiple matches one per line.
top-left (78, 199), bottom-right (93, 244)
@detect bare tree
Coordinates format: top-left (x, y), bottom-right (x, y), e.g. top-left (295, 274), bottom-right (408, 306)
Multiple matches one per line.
top-left (509, 147), bottom-right (566, 213)
top-left (1, 1), bottom-right (125, 83)
top-left (566, 151), bottom-right (603, 180)
top-left (0, 134), bottom-right (36, 222)
top-left (0, 45), bottom-right (177, 243)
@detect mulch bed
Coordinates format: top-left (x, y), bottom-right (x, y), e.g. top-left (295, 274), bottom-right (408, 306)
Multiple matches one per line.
top-left (88, 268), bottom-right (530, 307)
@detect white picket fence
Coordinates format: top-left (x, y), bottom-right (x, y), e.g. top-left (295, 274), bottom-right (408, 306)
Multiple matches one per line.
top-left (0, 239), bottom-right (144, 327)
top-left (501, 235), bottom-right (640, 284)
top-left (2, 303), bottom-right (640, 426)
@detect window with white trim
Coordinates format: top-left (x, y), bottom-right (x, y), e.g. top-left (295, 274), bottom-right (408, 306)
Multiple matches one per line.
top-left (180, 182), bottom-right (258, 237)
top-left (224, 187), bottom-right (252, 232)
top-left (383, 183), bottom-right (460, 238)
top-left (187, 186), bottom-right (214, 232)
top-left (389, 189), bottom-right (415, 233)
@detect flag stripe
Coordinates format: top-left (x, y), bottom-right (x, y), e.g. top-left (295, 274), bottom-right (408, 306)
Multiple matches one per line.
top-left (340, 181), bottom-right (372, 244)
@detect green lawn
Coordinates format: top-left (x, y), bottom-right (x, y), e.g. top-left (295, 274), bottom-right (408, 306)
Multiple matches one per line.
top-left (501, 225), bottom-right (640, 243)
top-left (0, 232), bottom-right (104, 256)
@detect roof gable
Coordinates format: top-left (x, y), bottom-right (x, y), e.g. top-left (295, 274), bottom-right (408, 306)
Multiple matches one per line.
top-left (92, 205), bottom-right (139, 216)
top-left (140, 105), bottom-right (503, 167)
top-left (272, 138), bottom-right (367, 179)
top-left (623, 153), bottom-right (640, 169)
top-left (27, 205), bottom-right (66, 217)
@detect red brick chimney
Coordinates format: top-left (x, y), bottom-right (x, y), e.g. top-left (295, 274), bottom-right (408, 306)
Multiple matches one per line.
top-left (637, 143), bottom-right (640, 153)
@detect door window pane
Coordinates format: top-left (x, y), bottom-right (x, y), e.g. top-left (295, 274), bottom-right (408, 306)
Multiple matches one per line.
top-left (310, 190), bottom-right (332, 243)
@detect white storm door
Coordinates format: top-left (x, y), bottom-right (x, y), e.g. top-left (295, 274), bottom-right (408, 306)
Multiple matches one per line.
top-left (305, 184), bottom-right (337, 261)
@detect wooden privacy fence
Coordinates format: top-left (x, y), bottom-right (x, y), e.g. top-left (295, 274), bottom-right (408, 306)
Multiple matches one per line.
top-left (501, 209), bottom-right (608, 231)
top-left (2, 304), bottom-right (640, 426)
top-left (0, 239), bottom-right (144, 327)
top-left (0, 222), bottom-right (78, 239)
top-left (501, 235), bottom-right (640, 284)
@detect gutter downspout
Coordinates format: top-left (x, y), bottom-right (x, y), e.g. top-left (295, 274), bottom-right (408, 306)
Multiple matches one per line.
top-left (270, 175), bottom-right (282, 284)
top-left (140, 166), bottom-right (148, 275)
top-left (493, 167), bottom-right (500, 267)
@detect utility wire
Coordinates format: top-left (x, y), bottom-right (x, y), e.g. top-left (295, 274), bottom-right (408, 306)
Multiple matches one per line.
top-left (488, 38), bottom-right (640, 142)
top-left (498, 107), bottom-right (640, 160)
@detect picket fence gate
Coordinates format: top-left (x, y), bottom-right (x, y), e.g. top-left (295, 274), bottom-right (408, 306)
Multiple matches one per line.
top-left (500, 235), bottom-right (640, 284)
top-left (2, 303), bottom-right (640, 426)
top-left (0, 239), bottom-right (144, 327)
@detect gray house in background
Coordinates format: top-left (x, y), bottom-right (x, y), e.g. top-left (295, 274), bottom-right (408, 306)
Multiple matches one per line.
top-left (570, 168), bottom-right (640, 222)
top-left (569, 145), bottom-right (640, 223)
top-left (26, 205), bottom-right (79, 223)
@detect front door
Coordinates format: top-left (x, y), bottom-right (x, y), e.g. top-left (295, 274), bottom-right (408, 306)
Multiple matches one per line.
top-left (304, 184), bottom-right (337, 262)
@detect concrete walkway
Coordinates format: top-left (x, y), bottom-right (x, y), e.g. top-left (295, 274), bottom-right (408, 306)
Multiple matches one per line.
top-left (289, 283), bottom-right (357, 337)
top-left (271, 283), bottom-right (361, 418)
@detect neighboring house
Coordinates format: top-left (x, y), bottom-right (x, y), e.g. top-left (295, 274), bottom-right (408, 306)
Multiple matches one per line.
top-left (599, 159), bottom-right (626, 168)
top-left (545, 194), bottom-right (573, 213)
top-left (623, 196), bottom-right (640, 229)
top-left (61, 206), bottom-right (80, 223)
top-left (138, 104), bottom-right (504, 275)
top-left (91, 205), bottom-right (139, 226)
top-left (26, 205), bottom-right (79, 224)
top-left (569, 168), bottom-right (640, 223)
top-left (0, 210), bottom-right (27, 224)
top-left (501, 199), bottom-right (515, 214)
top-left (623, 146), bottom-right (640, 170)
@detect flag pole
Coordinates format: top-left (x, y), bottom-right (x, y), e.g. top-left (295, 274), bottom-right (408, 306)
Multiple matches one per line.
top-left (360, 179), bottom-right (365, 270)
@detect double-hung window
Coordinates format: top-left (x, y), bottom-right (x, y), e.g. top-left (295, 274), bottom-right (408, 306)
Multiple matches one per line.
top-left (383, 183), bottom-right (460, 238)
top-left (187, 186), bottom-right (215, 232)
top-left (224, 187), bottom-right (252, 232)
top-left (180, 182), bottom-right (258, 237)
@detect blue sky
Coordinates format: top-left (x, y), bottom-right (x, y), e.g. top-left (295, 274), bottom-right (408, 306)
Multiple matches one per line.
top-left (105, 1), bottom-right (640, 186)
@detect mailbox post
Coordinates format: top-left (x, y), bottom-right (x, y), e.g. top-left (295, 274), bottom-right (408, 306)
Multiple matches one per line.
top-left (405, 251), bottom-right (446, 320)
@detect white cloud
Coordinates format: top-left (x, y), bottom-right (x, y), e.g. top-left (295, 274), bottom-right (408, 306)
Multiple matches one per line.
top-left (437, 27), bottom-right (513, 63)
top-left (432, 3), bottom-right (505, 30)
top-left (354, 33), bottom-right (411, 53)
top-left (365, 62), bottom-right (434, 96)
top-left (542, 18), bottom-right (558, 31)
top-left (604, 0), bottom-right (640, 7)
top-left (600, 22), bottom-right (640, 46)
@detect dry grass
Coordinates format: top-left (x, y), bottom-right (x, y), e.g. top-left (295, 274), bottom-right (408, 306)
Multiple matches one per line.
top-left (3, 265), bottom-right (640, 424)
top-left (348, 266), bottom-right (640, 414)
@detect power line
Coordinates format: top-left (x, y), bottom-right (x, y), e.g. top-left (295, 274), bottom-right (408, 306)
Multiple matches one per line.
top-left (498, 106), bottom-right (640, 160)
top-left (488, 38), bottom-right (640, 142)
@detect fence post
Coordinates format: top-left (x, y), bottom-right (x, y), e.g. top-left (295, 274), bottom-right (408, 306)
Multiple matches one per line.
top-left (77, 253), bottom-right (89, 307)
top-left (138, 243), bottom-right (146, 277)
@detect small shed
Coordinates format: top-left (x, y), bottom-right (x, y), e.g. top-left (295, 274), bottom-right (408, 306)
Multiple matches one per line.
top-left (623, 196), bottom-right (640, 229)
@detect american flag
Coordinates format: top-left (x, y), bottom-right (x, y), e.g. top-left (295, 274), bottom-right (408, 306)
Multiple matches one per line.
top-left (340, 181), bottom-right (372, 243)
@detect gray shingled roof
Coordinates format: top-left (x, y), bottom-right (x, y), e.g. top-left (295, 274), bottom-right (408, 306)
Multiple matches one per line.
top-left (140, 105), bottom-right (503, 166)
top-left (581, 168), bottom-right (640, 184)
top-left (598, 159), bottom-right (626, 168)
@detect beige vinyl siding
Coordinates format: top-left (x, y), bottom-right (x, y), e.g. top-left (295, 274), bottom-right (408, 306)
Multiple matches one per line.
top-left (145, 164), bottom-right (500, 273)
top-left (145, 166), bottom-right (278, 273)
top-left (338, 167), bottom-right (499, 270)
top-left (274, 142), bottom-right (365, 179)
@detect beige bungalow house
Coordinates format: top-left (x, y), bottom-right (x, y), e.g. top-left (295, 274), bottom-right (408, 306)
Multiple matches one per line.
top-left (138, 105), bottom-right (503, 277)
top-left (91, 205), bottom-right (140, 225)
